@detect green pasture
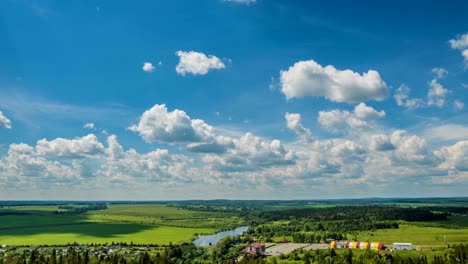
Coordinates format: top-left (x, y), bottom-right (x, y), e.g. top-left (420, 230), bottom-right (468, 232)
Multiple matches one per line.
top-left (355, 224), bottom-right (468, 247)
top-left (0, 223), bottom-right (214, 246)
top-left (0, 204), bottom-right (230, 246)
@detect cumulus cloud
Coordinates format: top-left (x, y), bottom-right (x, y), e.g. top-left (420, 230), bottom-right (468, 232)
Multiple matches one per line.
top-left (354, 103), bottom-right (385, 119)
top-left (435, 140), bottom-right (468, 171)
top-left (432, 67), bottom-right (448, 79)
top-left (427, 79), bottom-right (450, 107)
top-left (449, 33), bottom-right (468, 65)
top-left (279, 59), bottom-right (389, 103)
top-left (394, 80), bottom-right (450, 109)
top-left (425, 124), bottom-right (468, 141)
top-left (390, 130), bottom-right (439, 165)
top-left (394, 85), bottom-right (425, 109)
top-left (285, 112), bottom-right (312, 141)
top-left (175, 51), bottom-right (225, 76)
top-left (0, 111), bottom-right (12, 129)
top-left (369, 134), bottom-right (395, 151)
top-left (84, 123), bottom-right (96, 130)
top-left (317, 103), bottom-right (384, 134)
top-left (206, 133), bottom-right (295, 172)
top-left (143, 62), bottom-right (155, 72)
top-left (128, 104), bottom-right (231, 154)
top-left (36, 134), bottom-right (105, 158)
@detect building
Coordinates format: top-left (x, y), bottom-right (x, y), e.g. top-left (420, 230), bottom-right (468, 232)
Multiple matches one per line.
top-left (244, 242), bottom-right (266, 258)
top-left (330, 241), bottom-right (385, 250)
top-left (393, 243), bottom-right (412, 250)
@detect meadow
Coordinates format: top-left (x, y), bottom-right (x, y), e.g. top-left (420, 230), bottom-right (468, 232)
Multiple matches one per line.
top-left (0, 203), bottom-right (241, 246)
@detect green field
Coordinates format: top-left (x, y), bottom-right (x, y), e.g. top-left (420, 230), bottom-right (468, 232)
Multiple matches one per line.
top-left (355, 224), bottom-right (468, 247)
top-left (0, 204), bottom-right (238, 246)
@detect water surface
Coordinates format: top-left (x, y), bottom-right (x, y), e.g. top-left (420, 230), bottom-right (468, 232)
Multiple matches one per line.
top-left (193, 226), bottom-right (249, 246)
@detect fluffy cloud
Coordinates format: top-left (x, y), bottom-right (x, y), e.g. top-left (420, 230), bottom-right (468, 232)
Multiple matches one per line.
top-left (435, 140), bottom-right (468, 171)
top-left (84, 123), bottom-right (95, 130)
top-left (142, 62), bottom-right (155, 72)
top-left (129, 104), bottom-right (211, 143)
top-left (175, 51), bottom-right (225, 76)
top-left (449, 33), bottom-right (468, 64)
top-left (0, 111), bottom-right (12, 129)
top-left (432, 68), bottom-right (448, 79)
top-left (394, 85), bottom-right (424, 109)
top-left (354, 103), bottom-right (385, 119)
top-left (205, 133), bottom-right (295, 172)
top-left (36, 134), bottom-right (105, 158)
top-left (279, 60), bottom-right (389, 103)
top-left (425, 124), bottom-right (468, 141)
top-left (427, 79), bottom-right (450, 107)
top-left (318, 103), bottom-right (384, 134)
top-left (390, 130), bottom-right (439, 165)
top-left (369, 134), bottom-right (395, 151)
top-left (128, 104), bottom-right (231, 153)
top-left (285, 112), bottom-right (312, 141)
top-left (394, 79), bottom-right (450, 109)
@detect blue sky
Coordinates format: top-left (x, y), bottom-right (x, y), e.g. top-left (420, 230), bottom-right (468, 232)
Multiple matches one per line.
top-left (0, 0), bottom-right (467, 200)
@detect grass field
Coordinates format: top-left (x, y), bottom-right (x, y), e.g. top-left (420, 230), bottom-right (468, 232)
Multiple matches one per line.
top-left (0, 224), bottom-right (213, 245)
top-left (355, 224), bottom-right (468, 247)
top-left (0, 204), bottom-right (235, 246)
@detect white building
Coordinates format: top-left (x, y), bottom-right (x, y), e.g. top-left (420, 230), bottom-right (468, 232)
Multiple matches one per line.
top-left (393, 243), bottom-right (412, 250)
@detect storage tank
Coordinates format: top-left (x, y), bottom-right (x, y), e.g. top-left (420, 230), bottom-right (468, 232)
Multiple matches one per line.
top-left (360, 242), bottom-right (369, 249)
top-left (370, 242), bottom-right (383, 250)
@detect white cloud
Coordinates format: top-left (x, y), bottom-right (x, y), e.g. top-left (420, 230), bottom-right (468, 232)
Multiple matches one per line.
top-left (435, 140), bottom-right (468, 171)
top-left (285, 112), bottom-right (312, 141)
top-left (129, 104), bottom-right (233, 153)
top-left (318, 104), bottom-right (384, 134)
top-left (425, 124), bottom-right (468, 141)
top-left (369, 134), bottom-right (395, 151)
top-left (143, 62), bottom-right (155, 72)
top-left (394, 84), bottom-right (425, 109)
top-left (432, 67), bottom-right (448, 79)
top-left (205, 133), bottom-right (295, 172)
top-left (454, 100), bottom-right (465, 110)
top-left (449, 33), bottom-right (468, 49)
top-left (318, 110), bottom-right (354, 133)
top-left (449, 33), bottom-right (468, 65)
top-left (175, 51), bottom-right (225, 76)
top-left (84, 123), bottom-right (96, 130)
top-left (0, 111), bottom-right (12, 129)
top-left (427, 79), bottom-right (450, 107)
top-left (36, 134), bottom-right (105, 158)
top-left (390, 130), bottom-right (439, 165)
top-left (354, 103), bottom-right (385, 119)
top-left (279, 59), bottom-right (389, 103)
top-left (463, 83), bottom-right (468, 89)
top-left (130, 104), bottom-right (212, 143)
top-left (395, 80), bottom-right (451, 109)
top-left (223, 0), bottom-right (256, 4)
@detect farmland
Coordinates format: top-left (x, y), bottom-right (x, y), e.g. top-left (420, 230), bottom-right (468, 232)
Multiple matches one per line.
top-left (0, 199), bottom-right (467, 264)
top-left (0, 203), bottom-right (242, 246)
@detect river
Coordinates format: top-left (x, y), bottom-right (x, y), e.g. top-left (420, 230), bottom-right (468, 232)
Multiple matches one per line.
top-left (192, 226), bottom-right (249, 246)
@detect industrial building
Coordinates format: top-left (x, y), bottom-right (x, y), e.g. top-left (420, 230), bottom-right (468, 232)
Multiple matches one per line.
top-left (330, 241), bottom-right (385, 250)
top-left (393, 243), bottom-right (412, 250)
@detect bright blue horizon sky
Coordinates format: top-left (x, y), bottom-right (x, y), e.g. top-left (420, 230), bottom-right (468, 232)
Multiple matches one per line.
top-left (0, 0), bottom-right (467, 200)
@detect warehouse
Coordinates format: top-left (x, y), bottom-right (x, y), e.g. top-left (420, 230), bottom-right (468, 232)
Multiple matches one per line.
top-left (393, 243), bottom-right (412, 250)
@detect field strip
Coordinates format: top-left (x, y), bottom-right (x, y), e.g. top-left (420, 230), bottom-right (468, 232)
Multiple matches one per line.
top-left (0, 222), bottom-right (92, 231)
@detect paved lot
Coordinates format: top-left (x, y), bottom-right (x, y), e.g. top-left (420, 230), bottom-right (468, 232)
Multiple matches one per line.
top-left (265, 243), bottom-right (309, 256)
top-left (303, 244), bottom-right (329, 250)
